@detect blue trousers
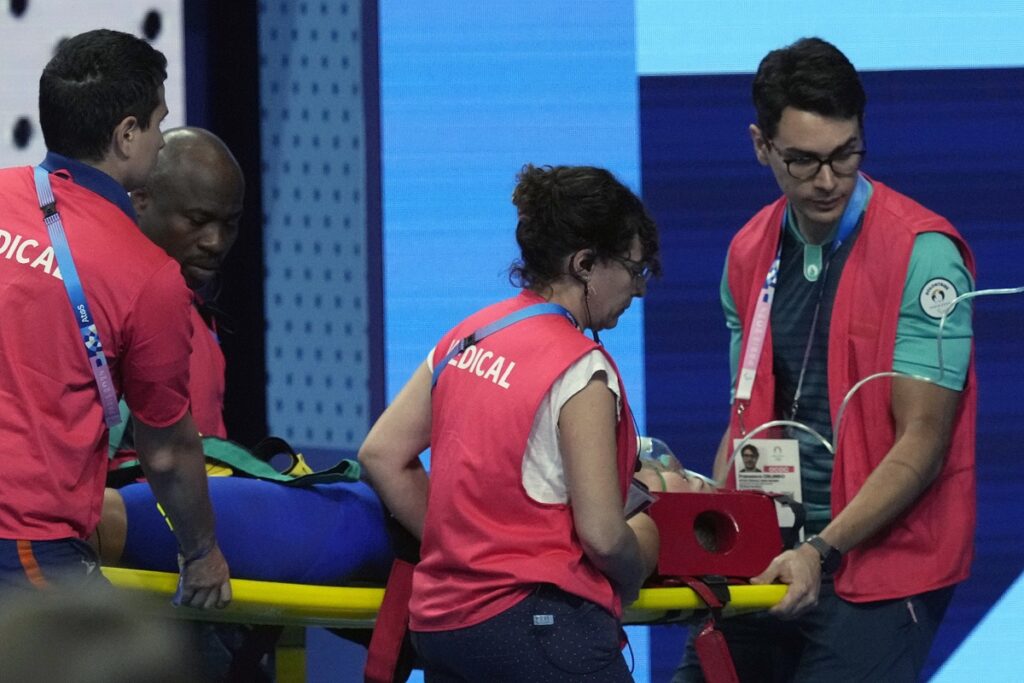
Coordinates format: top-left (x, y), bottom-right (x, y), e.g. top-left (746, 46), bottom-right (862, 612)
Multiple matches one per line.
top-left (412, 584), bottom-right (634, 682)
top-left (672, 580), bottom-right (954, 683)
top-left (0, 538), bottom-right (106, 591)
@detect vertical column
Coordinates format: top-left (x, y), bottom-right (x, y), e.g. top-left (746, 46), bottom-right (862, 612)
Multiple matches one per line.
top-left (258, 0), bottom-right (374, 459)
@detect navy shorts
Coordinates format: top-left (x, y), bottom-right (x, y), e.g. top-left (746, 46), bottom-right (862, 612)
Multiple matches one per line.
top-left (0, 538), bottom-right (106, 591)
top-left (412, 584), bottom-right (633, 682)
top-left (672, 580), bottom-right (954, 683)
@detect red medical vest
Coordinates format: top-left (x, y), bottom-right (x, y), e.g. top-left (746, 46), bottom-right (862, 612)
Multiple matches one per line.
top-left (726, 180), bottom-right (977, 601)
top-left (411, 291), bottom-right (637, 631)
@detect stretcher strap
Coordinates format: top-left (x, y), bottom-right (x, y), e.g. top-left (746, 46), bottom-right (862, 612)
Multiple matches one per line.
top-left (681, 576), bottom-right (740, 683)
top-left (364, 558), bottom-right (416, 683)
top-left (109, 436), bottom-right (359, 487)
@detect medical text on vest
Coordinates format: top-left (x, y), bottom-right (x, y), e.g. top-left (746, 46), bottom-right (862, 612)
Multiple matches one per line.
top-left (445, 341), bottom-right (516, 389)
top-left (0, 228), bottom-right (63, 280)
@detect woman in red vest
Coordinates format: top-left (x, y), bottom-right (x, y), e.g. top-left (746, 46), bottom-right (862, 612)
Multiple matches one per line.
top-left (361, 164), bottom-right (661, 681)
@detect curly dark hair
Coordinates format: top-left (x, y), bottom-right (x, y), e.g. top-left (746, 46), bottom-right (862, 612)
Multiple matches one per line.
top-left (39, 29), bottom-right (167, 161)
top-left (752, 37), bottom-right (866, 139)
top-left (509, 164), bottom-right (660, 289)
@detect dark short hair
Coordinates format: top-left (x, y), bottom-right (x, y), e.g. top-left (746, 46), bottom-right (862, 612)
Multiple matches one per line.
top-left (752, 37), bottom-right (866, 139)
top-left (741, 444), bottom-right (759, 456)
top-left (39, 29), bottom-right (167, 161)
top-left (509, 164), bottom-right (660, 289)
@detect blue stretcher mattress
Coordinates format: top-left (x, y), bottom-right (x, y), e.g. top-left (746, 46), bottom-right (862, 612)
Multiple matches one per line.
top-left (120, 477), bottom-right (394, 585)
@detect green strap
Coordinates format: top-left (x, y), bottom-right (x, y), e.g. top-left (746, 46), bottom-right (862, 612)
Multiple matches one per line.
top-left (202, 436), bottom-right (361, 486)
top-left (201, 437), bottom-right (296, 481)
top-left (108, 435), bottom-right (360, 487)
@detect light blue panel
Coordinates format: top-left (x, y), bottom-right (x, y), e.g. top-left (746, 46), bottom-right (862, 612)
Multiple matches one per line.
top-left (934, 569), bottom-right (1024, 681)
top-left (636, 0), bottom-right (1024, 74)
top-left (381, 0), bottom-right (647, 433)
top-left (380, 1), bottom-right (650, 679)
top-left (259, 0), bottom-right (371, 449)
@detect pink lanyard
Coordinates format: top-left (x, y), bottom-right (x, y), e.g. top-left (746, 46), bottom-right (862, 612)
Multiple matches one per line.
top-left (734, 248), bottom-right (780, 405)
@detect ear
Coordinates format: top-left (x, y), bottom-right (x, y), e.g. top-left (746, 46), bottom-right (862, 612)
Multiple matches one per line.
top-left (111, 115), bottom-right (140, 160)
top-left (569, 248), bottom-right (595, 282)
top-left (750, 124), bottom-right (770, 167)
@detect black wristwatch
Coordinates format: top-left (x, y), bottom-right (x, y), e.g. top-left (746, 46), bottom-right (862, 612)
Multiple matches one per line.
top-left (804, 535), bottom-right (842, 575)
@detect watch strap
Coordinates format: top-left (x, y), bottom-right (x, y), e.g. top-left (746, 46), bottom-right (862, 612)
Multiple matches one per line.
top-left (805, 535), bottom-right (842, 575)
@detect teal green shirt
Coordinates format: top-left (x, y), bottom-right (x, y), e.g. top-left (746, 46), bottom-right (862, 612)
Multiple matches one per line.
top-left (723, 231), bottom-right (974, 395)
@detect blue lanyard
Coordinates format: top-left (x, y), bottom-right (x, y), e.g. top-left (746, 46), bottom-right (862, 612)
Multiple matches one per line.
top-left (32, 166), bottom-right (121, 427)
top-left (431, 302), bottom-right (577, 388)
top-left (784, 172), bottom-right (870, 259)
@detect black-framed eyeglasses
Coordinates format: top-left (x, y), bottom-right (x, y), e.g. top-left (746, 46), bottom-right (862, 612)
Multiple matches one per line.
top-left (609, 255), bottom-right (652, 285)
top-left (766, 140), bottom-right (867, 181)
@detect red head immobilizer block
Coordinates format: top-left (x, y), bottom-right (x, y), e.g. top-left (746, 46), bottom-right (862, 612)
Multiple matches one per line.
top-left (648, 491), bottom-right (783, 579)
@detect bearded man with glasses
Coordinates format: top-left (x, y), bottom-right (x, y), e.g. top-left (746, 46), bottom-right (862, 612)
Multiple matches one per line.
top-left (673, 37), bottom-right (978, 682)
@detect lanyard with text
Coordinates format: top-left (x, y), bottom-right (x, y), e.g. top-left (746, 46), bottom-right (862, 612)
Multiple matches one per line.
top-left (733, 174), bottom-right (871, 423)
top-left (32, 166), bottom-right (122, 427)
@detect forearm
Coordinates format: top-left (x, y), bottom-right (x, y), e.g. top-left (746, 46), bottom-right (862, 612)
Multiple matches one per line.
top-left (357, 361), bottom-right (433, 539)
top-left (145, 463), bottom-right (218, 558)
top-left (818, 430), bottom-right (944, 553)
top-left (362, 456), bottom-right (430, 540)
top-left (627, 512), bottom-right (660, 579)
top-left (581, 522), bottom-right (649, 597)
top-left (133, 415), bottom-right (231, 609)
top-left (818, 378), bottom-right (959, 553)
top-left (136, 421), bottom-right (218, 557)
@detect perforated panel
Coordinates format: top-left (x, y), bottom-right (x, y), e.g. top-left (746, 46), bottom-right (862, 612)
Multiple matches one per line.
top-left (258, 0), bottom-right (370, 449)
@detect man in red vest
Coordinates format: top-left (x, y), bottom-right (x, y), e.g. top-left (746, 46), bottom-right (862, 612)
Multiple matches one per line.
top-left (105, 127), bottom-right (243, 472)
top-left (674, 37), bottom-right (976, 682)
top-left (132, 126), bottom-right (244, 441)
top-left (0, 29), bottom-right (231, 608)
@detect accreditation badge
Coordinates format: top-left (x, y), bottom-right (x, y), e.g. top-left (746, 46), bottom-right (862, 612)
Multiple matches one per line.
top-left (733, 438), bottom-right (802, 531)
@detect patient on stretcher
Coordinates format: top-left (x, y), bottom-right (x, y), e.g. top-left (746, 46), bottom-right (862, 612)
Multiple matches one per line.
top-left (92, 477), bottom-right (394, 586)
top-left (635, 437), bottom-right (715, 494)
top-left (93, 436), bottom-right (700, 588)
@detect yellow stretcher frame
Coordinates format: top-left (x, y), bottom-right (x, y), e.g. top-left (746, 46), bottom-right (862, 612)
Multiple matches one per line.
top-left (104, 568), bottom-right (787, 682)
top-left (102, 567), bottom-right (787, 627)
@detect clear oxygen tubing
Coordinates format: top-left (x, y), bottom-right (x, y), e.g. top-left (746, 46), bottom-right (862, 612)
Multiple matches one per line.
top-left (832, 286), bottom-right (1024, 451)
top-left (717, 285), bottom-right (1024, 487)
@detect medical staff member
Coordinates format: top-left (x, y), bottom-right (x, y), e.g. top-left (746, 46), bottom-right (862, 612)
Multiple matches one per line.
top-left (674, 37), bottom-right (976, 682)
top-left (105, 126), bottom-right (243, 470)
top-left (361, 164), bottom-right (661, 681)
top-left (132, 126), bottom-right (244, 439)
top-left (0, 29), bottom-right (230, 608)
